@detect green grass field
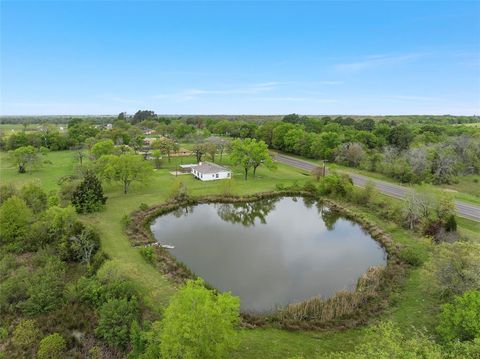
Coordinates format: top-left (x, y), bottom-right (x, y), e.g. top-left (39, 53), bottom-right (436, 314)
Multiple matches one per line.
top-left (1, 150), bottom-right (478, 357)
top-left (0, 123), bottom-right (67, 137)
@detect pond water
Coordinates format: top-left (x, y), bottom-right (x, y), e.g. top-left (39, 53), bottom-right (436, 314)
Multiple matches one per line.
top-left (150, 197), bottom-right (386, 313)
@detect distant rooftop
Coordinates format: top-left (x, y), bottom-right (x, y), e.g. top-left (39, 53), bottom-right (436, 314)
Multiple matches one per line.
top-left (191, 162), bottom-right (230, 174)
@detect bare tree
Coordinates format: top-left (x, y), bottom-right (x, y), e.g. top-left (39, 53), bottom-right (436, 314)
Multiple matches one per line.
top-left (70, 231), bottom-right (96, 265)
top-left (311, 166), bottom-right (325, 181)
top-left (335, 142), bottom-right (365, 167)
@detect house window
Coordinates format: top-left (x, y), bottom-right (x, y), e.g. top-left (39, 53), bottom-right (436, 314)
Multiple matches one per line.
top-left (216, 174), bottom-right (219, 178)
top-left (227, 173), bottom-right (231, 177)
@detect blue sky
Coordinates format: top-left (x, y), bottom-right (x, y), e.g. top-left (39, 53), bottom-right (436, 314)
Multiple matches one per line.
top-left (1, 1), bottom-right (479, 115)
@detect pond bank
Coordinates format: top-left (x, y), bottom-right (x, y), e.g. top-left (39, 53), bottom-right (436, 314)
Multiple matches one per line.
top-left (125, 190), bottom-right (408, 330)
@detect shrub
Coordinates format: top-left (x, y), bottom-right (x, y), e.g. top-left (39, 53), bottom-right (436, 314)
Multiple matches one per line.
top-left (37, 333), bottom-right (66, 359)
top-left (20, 183), bottom-right (48, 213)
top-left (139, 247), bottom-right (154, 264)
top-left (437, 290), bottom-right (480, 342)
top-left (429, 242), bottom-right (480, 299)
top-left (398, 246), bottom-right (425, 267)
top-left (139, 203), bottom-right (149, 211)
top-left (159, 278), bottom-right (240, 359)
top-left (325, 321), bottom-right (442, 358)
top-left (170, 181), bottom-right (189, 202)
top-left (0, 183), bottom-right (17, 205)
top-left (121, 214), bottom-right (132, 228)
top-left (302, 181), bottom-right (317, 194)
top-left (20, 256), bottom-right (66, 315)
top-left (71, 171), bottom-right (107, 213)
top-left (0, 196), bottom-right (33, 252)
top-left (317, 173), bottom-right (353, 198)
top-left (95, 297), bottom-right (139, 349)
top-left (444, 338), bottom-right (480, 359)
top-left (0, 266), bottom-right (29, 312)
top-left (12, 319), bottom-right (41, 352)
top-left (444, 214), bottom-right (457, 232)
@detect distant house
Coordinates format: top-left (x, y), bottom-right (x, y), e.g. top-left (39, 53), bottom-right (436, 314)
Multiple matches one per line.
top-left (105, 123), bottom-right (113, 130)
top-left (186, 162), bottom-right (231, 181)
top-left (143, 137), bottom-right (157, 147)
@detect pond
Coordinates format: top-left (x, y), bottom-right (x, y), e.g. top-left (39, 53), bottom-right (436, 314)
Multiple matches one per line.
top-left (150, 197), bottom-right (387, 313)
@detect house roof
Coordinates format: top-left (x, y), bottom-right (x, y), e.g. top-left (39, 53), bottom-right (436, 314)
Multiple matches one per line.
top-left (191, 162), bottom-right (230, 174)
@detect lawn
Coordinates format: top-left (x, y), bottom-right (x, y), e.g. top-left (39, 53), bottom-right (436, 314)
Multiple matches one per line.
top-left (2, 149), bottom-right (477, 357)
top-left (0, 123), bottom-right (67, 137)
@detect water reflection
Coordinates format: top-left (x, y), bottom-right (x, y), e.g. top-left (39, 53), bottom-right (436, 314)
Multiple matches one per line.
top-left (216, 197), bottom-right (279, 226)
top-left (151, 197), bottom-right (386, 313)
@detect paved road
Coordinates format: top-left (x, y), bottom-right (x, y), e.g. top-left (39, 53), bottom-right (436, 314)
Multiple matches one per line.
top-left (275, 153), bottom-right (480, 222)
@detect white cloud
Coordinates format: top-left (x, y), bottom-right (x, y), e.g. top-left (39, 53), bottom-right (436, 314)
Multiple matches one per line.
top-left (382, 95), bottom-right (438, 101)
top-left (334, 53), bottom-right (422, 72)
top-left (253, 97), bottom-right (338, 103)
top-left (153, 82), bottom-right (280, 101)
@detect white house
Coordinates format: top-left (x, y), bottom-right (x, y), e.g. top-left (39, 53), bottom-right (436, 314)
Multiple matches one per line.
top-left (189, 162), bottom-right (231, 181)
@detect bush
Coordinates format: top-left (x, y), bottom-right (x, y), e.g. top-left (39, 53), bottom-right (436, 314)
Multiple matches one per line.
top-left (437, 290), bottom-right (480, 342)
top-left (121, 214), bottom-right (132, 228)
top-left (0, 183), bottom-right (17, 205)
top-left (71, 171), bottom-right (107, 213)
top-left (302, 181), bottom-right (317, 194)
top-left (444, 338), bottom-right (480, 359)
top-left (318, 173), bottom-right (353, 198)
top-left (12, 319), bottom-right (41, 352)
top-left (398, 246), bottom-right (425, 267)
top-left (139, 202), bottom-right (149, 211)
top-left (170, 181), bottom-right (189, 202)
top-left (95, 297), bottom-right (139, 349)
top-left (429, 242), bottom-right (480, 300)
top-left (444, 214), bottom-right (457, 232)
top-left (0, 266), bottom-right (29, 313)
top-left (0, 196), bottom-right (33, 252)
top-left (19, 256), bottom-right (66, 315)
top-left (139, 247), bottom-right (154, 264)
top-left (37, 333), bottom-right (66, 359)
top-left (20, 183), bottom-right (48, 213)
top-left (325, 321), bottom-right (442, 358)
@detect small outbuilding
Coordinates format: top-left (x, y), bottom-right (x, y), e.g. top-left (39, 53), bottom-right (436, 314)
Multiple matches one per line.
top-left (189, 162), bottom-right (231, 181)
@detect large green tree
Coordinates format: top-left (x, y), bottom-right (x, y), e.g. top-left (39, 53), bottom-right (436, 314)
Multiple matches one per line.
top-left (9, 145), bottom-right (43, 173)
top-left (152, 137), bottom-right (179, 163)
top-left (91, 139), bottom-right (115, 159)
top-left (97, 154), bottom-right (153, 194)
top-left (159, 278), bottom-right (240, 359)
top-left (230, 138), bottom-right (275, 180)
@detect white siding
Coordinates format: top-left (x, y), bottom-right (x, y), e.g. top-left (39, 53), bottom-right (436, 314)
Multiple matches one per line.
top-left (192, 170), bottom-right (231, 181)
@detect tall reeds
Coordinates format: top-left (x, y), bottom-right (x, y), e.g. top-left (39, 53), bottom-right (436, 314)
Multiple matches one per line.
top-left (277, 266), bottom-right (384, 323)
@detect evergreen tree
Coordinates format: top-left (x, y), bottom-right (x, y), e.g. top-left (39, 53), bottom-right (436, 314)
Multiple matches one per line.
top-left (71, 171), bottom-right (107, 213)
